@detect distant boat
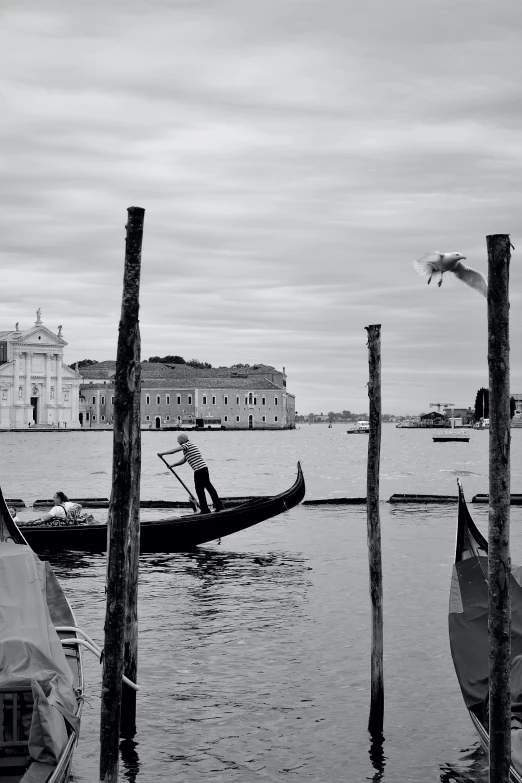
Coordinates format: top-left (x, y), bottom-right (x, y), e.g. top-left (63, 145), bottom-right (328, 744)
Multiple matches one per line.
top-left (433, 430), bottom-right (470, 443)
top-left (449, 481), bottom-right (522, 781)
top-left (347, 420), bottom-right (370, 435)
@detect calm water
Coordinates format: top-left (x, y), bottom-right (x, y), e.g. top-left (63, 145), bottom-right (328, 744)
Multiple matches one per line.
top-left (1, 424), bottom-right (522, 782)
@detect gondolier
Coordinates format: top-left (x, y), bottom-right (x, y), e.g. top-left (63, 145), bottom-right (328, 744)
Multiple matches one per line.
top-left (159, 435), bottom-right (225, 514)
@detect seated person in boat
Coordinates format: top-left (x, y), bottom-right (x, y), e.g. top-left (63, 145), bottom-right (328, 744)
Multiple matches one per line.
top-left (158, 435), bottom-right (225, 514)
top-left (7, 506), bottom-right (19, 523)
top-left (27, 491), bottom-right (84, 526)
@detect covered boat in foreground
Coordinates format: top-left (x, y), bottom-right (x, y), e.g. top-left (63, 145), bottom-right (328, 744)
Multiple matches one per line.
top-left (449, 480), bottom-right (522, 781)
top-left (0, 487), bottom-right (83, 782)
top-left (20, 462), bottom-right (305, 554)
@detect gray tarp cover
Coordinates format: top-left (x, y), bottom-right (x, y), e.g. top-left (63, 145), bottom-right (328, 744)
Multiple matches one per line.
top-left (449, 555), bottom-right (522, 709)
top-left (0, 542), bottom-right (79, 762)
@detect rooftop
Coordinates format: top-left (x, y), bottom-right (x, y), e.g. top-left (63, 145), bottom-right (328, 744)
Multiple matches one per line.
top-left (80, 376), bottom-right (283, 391)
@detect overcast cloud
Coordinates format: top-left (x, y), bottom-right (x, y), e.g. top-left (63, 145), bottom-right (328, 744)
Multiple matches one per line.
top-left (2, 0), bottom-right (521, 414)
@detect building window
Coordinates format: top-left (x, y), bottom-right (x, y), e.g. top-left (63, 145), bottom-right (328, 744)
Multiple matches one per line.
top-left (92, 415), bottom-right (96, 421)
top-left (156, 395), bottom-right (160, 405)
top-left (188, 395), bottom-right (192, 405)
top-left (166, 415), bottom-right (170, 421)
top-left (212, 395), bottom-right (216, 405)
top-left (146, 395), bottom-right (150, 405)
top-left (236, 415), bottom-right (240, 422)
top-left (275, 416), bottom-right (278, 422)
top-left (111, 396), bottom-right (114, 404)
top-left (166, 395), bottom-right (170, 405)
top-left (254, 397), bottom-right (257, 405)
top-left (101, 396), bottom-right (105, 405)
top-left (262, 396), bottom-right (266, 405)
top-left (177, 395), bottom-right (181, 405)
top-left (236, 396), bottom-right (240, 405)
top-left (224, 395), bottom-right (228, 405)
top-left (146, 415), bottom-right (150, 421)
top-left (224, 415), bottom-right (228, 422)
top-left (248, 393), bottom-right (253, 405)
top-left (202, 395), bottom-right (207, 405)
top-left (101, 415), bottom-right (105, 421)
top-left (244, 396), bottom-right (248, 405)
top-left (92, 396), bottom-right (96, 405)
top-left (262, 415), bottom-right (266, 422)
top-left (275, 397), bottom-right (278, 405)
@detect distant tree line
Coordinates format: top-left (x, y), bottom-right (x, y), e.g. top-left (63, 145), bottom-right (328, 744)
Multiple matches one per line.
top-left (71, 356), bottom-right (214, 370)
top-left (473, 387), bottom-right (517, 420)
top-left (295, 411), bottom-right (396, 423)
top-left (148, 355), bottom-right (212, 369)
top-left (72, 359), bottom-right (98, 369)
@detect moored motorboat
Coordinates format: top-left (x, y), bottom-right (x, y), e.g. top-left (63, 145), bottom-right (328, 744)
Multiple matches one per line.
top-left (449, 481), bottom-right (522, 781)
top-left (0, 487), bottom-right (83, 782)
top-left (19, 462), bottom-right (306, 553)
top-left (347, 420), bottom-right (370, 435)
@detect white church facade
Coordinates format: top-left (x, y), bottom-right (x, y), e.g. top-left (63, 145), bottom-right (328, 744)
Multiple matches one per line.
top-left (0, 310), bottom-right (81, 429)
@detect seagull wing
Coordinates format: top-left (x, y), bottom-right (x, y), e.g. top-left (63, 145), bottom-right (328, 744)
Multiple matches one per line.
top-left (413, 251), bottom-right (442, 279)
top-left (452, 262), bottom-right (488, 298)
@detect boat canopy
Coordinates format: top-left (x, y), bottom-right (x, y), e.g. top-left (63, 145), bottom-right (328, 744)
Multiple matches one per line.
top-left (0, 542), bottom-right (79, 763)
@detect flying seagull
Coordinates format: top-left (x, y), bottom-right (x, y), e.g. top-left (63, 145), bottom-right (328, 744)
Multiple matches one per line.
top-left (413, 251), bottom-right (487, 298)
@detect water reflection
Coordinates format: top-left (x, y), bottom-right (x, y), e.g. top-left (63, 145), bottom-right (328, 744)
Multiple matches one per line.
top-left (142, 547), bottom-right (308, 583)
top-left (120, 739), bottom-right (141, 783)
top-left (39, 549), bottom-right (104, 576)
top-left (368, 730), bottom-right (386, 781)
top-left (439, 743), bottom-right (488, 782)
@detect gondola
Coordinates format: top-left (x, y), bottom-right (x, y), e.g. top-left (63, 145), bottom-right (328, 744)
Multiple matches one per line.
top-left (449, 480), bottom-right (522, 782)
top-left (0, 486), bottom-right (83, 782)
top-left (20, 461), bottom-right (306, 554)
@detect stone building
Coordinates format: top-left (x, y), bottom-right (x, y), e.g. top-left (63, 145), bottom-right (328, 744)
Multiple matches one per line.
top-left (0, 310), bottom-right (81, 428)
top-left (79, 362), bottom-right (295, 429)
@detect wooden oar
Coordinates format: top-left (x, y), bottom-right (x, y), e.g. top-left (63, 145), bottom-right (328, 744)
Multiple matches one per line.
top-left (158, 454), bottom-right (200, 512)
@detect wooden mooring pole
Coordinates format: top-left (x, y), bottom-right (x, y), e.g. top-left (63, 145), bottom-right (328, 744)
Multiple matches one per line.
top-left (119, 209), bottom-right (144, 740)
top-left (366, 324), bottom-right (383, 734)
top-left (100, 206), bottom-right (144, 783)
top-left (487, 234), bottom-right (511, 783)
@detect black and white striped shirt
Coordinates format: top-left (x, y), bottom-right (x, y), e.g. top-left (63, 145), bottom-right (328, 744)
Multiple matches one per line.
top-left (182, 441), bottom-right (207, 472)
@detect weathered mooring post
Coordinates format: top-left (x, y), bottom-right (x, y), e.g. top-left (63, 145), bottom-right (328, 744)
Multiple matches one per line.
top-left (100, 206), bottom-right (144, 782)
top-left (487, 234), bottom-right (511, 783)
top-left (366, 324), bottom-right (383, 734)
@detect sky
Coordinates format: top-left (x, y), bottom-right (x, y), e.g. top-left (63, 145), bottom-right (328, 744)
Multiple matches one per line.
top-left (2, 0), bottom-right (522, 415)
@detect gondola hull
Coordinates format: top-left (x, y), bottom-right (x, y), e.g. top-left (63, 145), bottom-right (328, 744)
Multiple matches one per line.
top-left (449, 481), bottom-right (522, 782)
top-left (20, 462), bottom-right (305, 553)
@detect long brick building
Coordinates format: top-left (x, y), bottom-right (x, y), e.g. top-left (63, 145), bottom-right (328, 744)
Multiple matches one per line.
top-left (79, 361), bottom-right (295, 430)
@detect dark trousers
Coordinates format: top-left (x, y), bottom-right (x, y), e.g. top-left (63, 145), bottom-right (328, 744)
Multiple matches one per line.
top-left (194, 467), bottom-right (224, 514)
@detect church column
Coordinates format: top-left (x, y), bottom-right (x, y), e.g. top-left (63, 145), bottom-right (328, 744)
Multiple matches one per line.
top-left (13, 351), bottom-right (19, 403)
top-left (56, 353), bottom-right (63, 407)
top-left (45, 353), bottom-right (52, 404)
top-left (25, 353), bottom-right (32, 405)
